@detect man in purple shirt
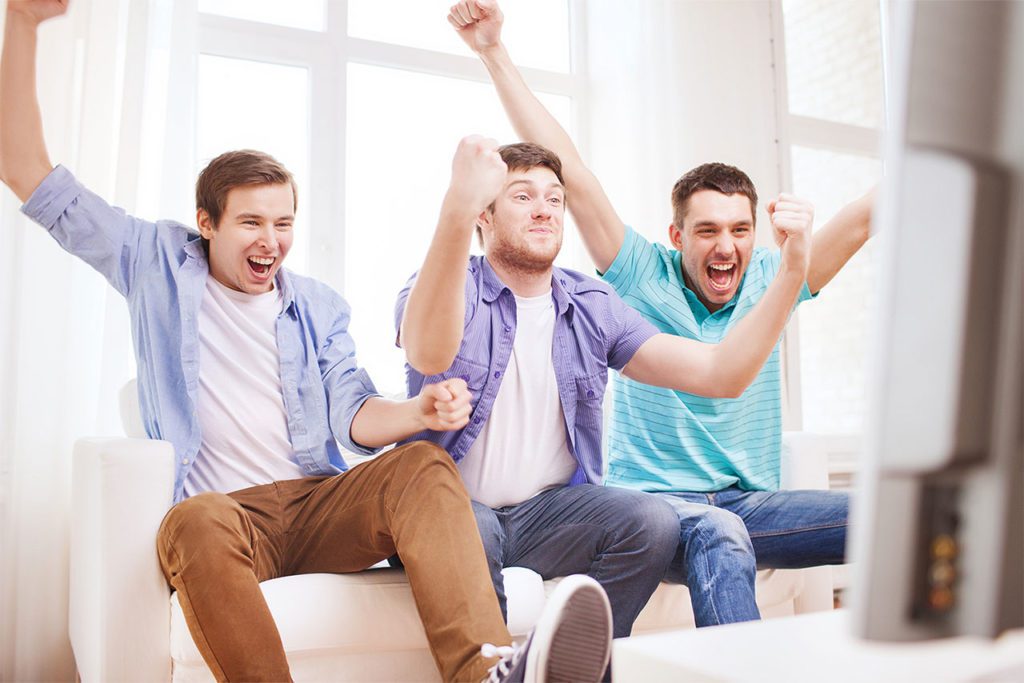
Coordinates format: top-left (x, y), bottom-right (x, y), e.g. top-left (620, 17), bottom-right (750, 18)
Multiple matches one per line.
top-left (396, 138), bottom-right (815, 640)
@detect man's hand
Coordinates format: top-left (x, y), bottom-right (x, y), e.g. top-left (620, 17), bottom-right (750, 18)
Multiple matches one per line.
top-left (447, 0), bottom-right (503, 54)
top-left (7, 0), bottom-right (69, 25)
top-left (447, 134), bottom-right (507, 219)
top-left (417, 378), bottom-right (474, 432)
top-left (767, 194), bottom-right (813, 279)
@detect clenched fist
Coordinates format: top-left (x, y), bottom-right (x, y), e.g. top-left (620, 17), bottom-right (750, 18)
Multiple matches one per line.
top-left (447, 0), bottom-right (504, 53)
top-left (767, 194), bottom-right (813, 279)
top-left (7, 0), bottom-right (69, 24)
top-left (448, 134), bottom-right (507, 216)
top-left (417, 378), bottom-right (474, 432)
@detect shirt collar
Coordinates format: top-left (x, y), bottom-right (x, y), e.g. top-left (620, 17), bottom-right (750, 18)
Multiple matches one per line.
top-left (479, 256), bottom-right (574, 319)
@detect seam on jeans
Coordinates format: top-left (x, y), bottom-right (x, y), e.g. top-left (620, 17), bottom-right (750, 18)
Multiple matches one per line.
top-left (165, 541), bottom-right (230, 681)
top-left (747, 521), bottom-right (847, 539)
top-left (690, 517), bottom-right (722, 625)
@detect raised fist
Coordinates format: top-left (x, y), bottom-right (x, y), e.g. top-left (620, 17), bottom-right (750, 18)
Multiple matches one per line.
top-left (767, 194), bottom-right (813, 278)
top-left (449, 134), bottom-right (507, 215)
top-left (447, 0), bottom-right (504, 53)
top-left (7, 0), bottom-right (70, 25)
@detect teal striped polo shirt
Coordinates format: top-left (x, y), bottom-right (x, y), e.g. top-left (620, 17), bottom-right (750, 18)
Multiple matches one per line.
top-left (602, 227), bottom-right (812, 492)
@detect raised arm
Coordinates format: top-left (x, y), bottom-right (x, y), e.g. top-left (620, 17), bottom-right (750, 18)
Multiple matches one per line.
top-left (0, 1), bottom-right (67, 201)
top-left (399, 135), bottom-right (507, 375)
top-left (448, 0), bottom-right (625, 272)
top-left (806, 187), bottom-right (875, 294)
top-left (622, 196), bottom-right (814, 398)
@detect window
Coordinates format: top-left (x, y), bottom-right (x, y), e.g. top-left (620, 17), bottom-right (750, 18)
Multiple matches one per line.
top-left (774, 0), bottom-right (886, 435)
top-left (191, 0), bottom-right (582, 396)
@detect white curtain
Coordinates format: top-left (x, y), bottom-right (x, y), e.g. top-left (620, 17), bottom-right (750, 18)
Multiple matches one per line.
top-left (0, 0), bottom-right (181, 679)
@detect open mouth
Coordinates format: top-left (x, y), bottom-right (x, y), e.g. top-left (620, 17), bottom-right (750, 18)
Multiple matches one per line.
top-left (247, 255), bottom-right (276, 277)
top-left (706, 262), bottom-right (736, 293)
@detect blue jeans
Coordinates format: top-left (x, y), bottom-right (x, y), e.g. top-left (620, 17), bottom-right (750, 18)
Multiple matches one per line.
top-left (471, 484), bottom-right (679, 638)
top-left (661, 487), bottom-right (848, 627)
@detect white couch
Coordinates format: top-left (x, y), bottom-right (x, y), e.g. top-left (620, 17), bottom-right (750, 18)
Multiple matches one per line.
top-left (69, 383), bottom-right (848, 682)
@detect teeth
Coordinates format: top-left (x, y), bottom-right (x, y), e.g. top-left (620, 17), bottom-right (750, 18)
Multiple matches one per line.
top-left (249, 256), bottom-right (275, 266)
top-left (709, 263), bottom-right (734, 271)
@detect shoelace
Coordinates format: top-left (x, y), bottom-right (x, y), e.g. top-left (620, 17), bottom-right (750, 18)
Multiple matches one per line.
top-left (481, 642), bottom-right (521, 683)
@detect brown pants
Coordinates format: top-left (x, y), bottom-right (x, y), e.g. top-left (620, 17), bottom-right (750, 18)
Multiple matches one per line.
top-left (157, 441), bottom-right (510, 682)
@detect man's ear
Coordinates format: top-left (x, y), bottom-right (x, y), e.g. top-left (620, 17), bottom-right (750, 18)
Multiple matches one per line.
top-left (197, 209), bottom-right (215, 239)
top-left (668, 223), bottom-right (685, 251)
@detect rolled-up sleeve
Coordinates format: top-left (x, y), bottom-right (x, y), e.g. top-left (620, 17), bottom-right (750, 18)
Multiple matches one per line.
top-left (319, 298), bottom-right (381, 456)
top-left (21, 164), bottom-right (152, 297)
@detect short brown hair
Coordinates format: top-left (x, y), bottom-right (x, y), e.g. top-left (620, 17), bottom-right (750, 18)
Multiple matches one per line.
top-left (477, 142), bottom-right (565, 245)
top-left (195, 150), bottom-right (297, 235)
top-left (671, 162), bottom-right (757, 227)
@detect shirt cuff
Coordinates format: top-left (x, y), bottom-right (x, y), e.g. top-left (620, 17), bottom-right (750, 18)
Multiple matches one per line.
top-left (20, 165), bottom-right (84, 230)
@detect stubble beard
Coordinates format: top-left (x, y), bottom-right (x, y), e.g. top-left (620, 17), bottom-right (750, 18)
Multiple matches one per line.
top-left (488, 231), bottom-right (562, 277)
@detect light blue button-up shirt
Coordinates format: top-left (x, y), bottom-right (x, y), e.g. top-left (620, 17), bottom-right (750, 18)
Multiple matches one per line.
top-left (22, 166), bottom-right (380, 502)
top-left (395, 256), bottom-right (658, 487)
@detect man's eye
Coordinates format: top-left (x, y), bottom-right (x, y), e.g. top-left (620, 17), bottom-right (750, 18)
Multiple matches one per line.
top-left (515, 194), bottom-right (530, 201)
top-left (549, 197), bottom-right (563, 205)
top-left (276, 223), bottom-right (293, 231)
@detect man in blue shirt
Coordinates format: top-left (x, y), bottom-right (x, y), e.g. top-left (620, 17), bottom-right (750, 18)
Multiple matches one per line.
top-left (1, 2), bottom-right (618, 681)
top-left (450, 0), bottom-right (870, 627)
top-left (396, 126), bottom-right (815, 643)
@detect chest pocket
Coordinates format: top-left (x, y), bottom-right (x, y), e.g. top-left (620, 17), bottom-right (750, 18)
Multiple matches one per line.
top-left (574, 372), bottom-right (607, 432)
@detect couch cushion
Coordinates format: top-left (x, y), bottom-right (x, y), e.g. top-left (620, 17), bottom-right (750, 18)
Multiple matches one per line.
top-left (170, 566), bottom-right (548, 667)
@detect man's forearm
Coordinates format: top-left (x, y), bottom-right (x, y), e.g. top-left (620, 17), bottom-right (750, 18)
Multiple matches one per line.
top-left (478, 43), bottom-right (580, 169)
top-left (349, 396), bottom-right (424, 449)
top-left (400, 194), bottom-right (476, 375)
top-left (807, 189), bottom-right (874, 293)
top-left (476, 41), bottom-right (624, 271)
top-left (0, 11), bottom-right (53, 201)
top-left (713, 268), bottom-right (805, 396)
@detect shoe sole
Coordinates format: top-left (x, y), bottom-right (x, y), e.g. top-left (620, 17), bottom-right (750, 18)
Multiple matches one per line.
top-left (526, 575), bottom-right (612, 683)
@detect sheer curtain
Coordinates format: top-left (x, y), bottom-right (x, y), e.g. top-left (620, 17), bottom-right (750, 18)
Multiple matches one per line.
top-left (0, 0), bottom-right (181, 678)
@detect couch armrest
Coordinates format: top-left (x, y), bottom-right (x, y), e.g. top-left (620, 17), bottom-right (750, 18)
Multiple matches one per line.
top-left (70, 437), bottom-right (176, 682)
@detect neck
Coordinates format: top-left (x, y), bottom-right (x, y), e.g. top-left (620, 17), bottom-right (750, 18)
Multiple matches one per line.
top-left (487, 256), bottom-right (554, 297)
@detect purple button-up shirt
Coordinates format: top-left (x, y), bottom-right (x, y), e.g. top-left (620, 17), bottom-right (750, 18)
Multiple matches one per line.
top-left (395, 255), bottom-right (658, 486)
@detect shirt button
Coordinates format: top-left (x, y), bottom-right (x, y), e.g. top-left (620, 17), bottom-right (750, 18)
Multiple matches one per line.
top-left (473, 418), bottom-right (482, 425)
top-left (587, 390), bottom-right (595, 398)
top-left (503, 326), bottom-right (511, 333)
top-left (182, 458), bottom-right (190, 465)
top-left (493, 371), bottom-right (501, 379)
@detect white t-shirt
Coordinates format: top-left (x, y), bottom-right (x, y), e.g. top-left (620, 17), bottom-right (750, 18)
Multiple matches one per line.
top-left (458, 291), bottom-right (577, 508)
top-left (183, 276), bottom-right (305, 497)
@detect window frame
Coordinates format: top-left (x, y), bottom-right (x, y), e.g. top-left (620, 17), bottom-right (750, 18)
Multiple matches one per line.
top-left (188, 0), bottom-right (589, 297)
top-left (769, 0), bottom-right (887, 432)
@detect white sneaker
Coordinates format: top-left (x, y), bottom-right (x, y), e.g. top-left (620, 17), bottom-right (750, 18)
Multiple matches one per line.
top-left (482, 575), bottom-right (612, 683)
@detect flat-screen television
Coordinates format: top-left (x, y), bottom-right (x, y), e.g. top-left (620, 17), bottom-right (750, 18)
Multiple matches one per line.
top-left (849, 0), bottom-right (1023, 641)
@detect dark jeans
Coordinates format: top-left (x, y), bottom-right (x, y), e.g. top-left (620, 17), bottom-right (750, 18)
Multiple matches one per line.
top-left (471, 484), bottom-right (679, 638)
top-left (661, 487), bottom-right (849, 627)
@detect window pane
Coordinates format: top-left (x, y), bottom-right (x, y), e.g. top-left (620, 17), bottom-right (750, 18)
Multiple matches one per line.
top-left (345, 64), bottom-right (574, 395)
top-left (196, 55), bottom-right (311, 275)
top-left (791, 146), bottom-right (881, 434)
top-left (348, 0), bottom-right (571, 73)
top-left (783, 0), bottom-right (884, 128)
top-left (198, 0), bottom-right (325, 31)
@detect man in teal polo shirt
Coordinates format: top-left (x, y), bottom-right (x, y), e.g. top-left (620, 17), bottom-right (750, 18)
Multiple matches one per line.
top-left (449, 0), bottom-right (873, 626)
